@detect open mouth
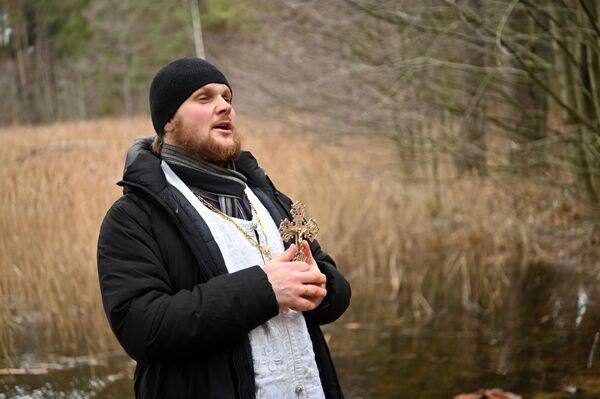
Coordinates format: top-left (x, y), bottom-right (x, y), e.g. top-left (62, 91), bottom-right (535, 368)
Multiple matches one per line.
top-left (212, 121), bottom-right (232, 131)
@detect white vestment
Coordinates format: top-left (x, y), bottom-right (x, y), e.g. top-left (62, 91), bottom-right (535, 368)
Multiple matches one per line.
top-left (162, 161), bottom-right (325, 399)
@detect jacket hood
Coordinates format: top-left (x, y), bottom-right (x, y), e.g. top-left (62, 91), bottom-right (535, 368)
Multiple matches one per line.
top-left (122, 136), bottom-right (166, 193)
top-left (121, 136), bottom-right (272, 193)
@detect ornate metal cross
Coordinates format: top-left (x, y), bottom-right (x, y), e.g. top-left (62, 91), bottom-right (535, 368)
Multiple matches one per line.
top-left (279, 201), bottom-right (319, 262)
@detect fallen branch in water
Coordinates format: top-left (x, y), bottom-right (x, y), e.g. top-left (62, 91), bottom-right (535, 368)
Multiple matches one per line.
top-left (0, 368), bottom-right (48, 375)
top-left (588, 331), bottom-right (599, 369)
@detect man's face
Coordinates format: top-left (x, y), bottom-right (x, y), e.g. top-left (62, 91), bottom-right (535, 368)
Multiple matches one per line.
top-left (163, 83), bottom-right (241, 164)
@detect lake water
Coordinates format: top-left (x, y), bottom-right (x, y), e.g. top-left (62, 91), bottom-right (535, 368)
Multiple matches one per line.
top-left (2, 263), bottom-right (600, 398)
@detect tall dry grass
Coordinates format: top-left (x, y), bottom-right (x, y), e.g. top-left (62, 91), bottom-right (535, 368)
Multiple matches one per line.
top-left (0, 117), bottom-right (595, 361)
top-left (0, 118), bottom-right (144, 362)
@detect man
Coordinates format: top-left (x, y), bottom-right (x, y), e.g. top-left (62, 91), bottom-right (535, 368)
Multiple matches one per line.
top-left (97, 57), bottom-right (351, 399)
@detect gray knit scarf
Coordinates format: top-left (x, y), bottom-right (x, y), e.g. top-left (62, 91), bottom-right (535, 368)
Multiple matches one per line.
top-left (161, 144), bottom-right (250, 219)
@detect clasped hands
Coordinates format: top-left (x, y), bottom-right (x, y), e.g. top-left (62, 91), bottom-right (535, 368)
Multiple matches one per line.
top-left (263, 240), bottom-right (327, 312)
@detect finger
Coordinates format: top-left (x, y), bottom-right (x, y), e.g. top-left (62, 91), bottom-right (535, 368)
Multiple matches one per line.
top-left (316, 272), bottom-right (327, 285)
top-left (301, 284), bottom-right (327, 298)
top-left (298, 269), bottom-right (327, 285)
top-left (276, 244), bottom-right (298, 262)
top-left (290, 297), bottom-right (319, 312)
top-left (286, 261), bottom-right (310, 272)
top-left (301, 240), bottom-right (316, 264)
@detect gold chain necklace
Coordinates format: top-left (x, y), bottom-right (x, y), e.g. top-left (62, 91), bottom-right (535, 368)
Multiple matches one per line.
top-left (194, 194), bottom-right (273, 260)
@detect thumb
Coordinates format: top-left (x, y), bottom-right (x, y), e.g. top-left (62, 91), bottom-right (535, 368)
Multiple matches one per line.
top-left (276, 244), bottom-right (298, 262)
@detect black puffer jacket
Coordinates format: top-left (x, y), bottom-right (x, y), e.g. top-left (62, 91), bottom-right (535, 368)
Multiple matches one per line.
top-left (97, 137), bottom-right (351, 399)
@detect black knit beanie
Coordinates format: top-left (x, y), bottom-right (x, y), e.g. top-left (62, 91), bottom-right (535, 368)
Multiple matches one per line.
top-left (149, 57), bottom-right (231, 136)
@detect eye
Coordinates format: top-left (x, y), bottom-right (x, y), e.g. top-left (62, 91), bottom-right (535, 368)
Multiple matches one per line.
top-left (224, 97), bottom-right (233, 104)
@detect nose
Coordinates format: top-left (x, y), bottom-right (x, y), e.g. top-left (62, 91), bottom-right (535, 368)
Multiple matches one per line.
top-left (215, 96), bottom-right (233, 115)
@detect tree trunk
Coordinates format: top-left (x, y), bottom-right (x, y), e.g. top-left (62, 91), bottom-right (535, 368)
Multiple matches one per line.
top-left (8, 0), bottom-right (35, 123)
top-left (507, 5), bottom-right (549, 173)
top-left (456, 0), bottom-right (487, 175)
top-left (190, 0), bottom-right (205, 59)
top-left (35, 1), bottom-right (55, 122)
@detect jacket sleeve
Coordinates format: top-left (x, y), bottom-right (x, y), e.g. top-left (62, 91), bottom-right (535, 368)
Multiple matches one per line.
top-left (274, 191), bottom-right (351, 325)
top-left (97, 196), bottom-right (279, 363)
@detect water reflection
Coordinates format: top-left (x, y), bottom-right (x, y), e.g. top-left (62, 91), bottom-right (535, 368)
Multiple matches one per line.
top-left (332, 263), bottom-right (600, 398)
top-left (2, 263), bottom-right (600, 398)
top-left (576, 286), bottom-right (588, 328)
top-left (0, 352), bottom-right (133, 398)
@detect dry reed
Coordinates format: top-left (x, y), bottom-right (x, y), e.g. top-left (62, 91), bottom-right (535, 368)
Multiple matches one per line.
top-left (0, 117), bottom-right (594, 361)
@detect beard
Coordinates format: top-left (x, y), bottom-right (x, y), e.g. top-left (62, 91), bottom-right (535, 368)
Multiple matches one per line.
top-left (170, 116), bottom-right (242, 165)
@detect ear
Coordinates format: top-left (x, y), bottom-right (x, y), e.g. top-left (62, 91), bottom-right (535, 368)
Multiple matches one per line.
top-left (163, 119), bottom-right (175, 135)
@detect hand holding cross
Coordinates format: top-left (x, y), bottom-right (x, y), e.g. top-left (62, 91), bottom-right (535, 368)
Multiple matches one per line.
top-left (279, 201), bottom-right (319, 262)
top-left (263, 201), bottom-right (325, 311)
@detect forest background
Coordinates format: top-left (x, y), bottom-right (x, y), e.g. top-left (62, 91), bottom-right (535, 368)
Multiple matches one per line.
top-left (0, 1), bottom-right (600, 395)
top-left (3, 0), bottom-right (600, 205)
